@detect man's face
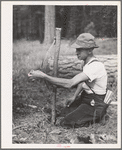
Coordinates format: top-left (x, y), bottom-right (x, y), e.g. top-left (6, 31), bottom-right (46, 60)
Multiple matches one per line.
top-left (76, 48), bottom-right (89, 60)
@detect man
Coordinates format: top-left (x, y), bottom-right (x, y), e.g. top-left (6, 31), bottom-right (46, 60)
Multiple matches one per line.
top-left (28, 33), bottom-right (108, 128)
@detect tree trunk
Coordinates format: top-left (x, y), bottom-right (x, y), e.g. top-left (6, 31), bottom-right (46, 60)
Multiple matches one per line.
top-left (44, 5), bottom-right (55, 44)
top-left (39, 18), bottom-right (43, 43)
top-left (61, 6), bottom-right (70, 38)
top-left (17, 13), bottom-right (22, 39)
top-left (82, 6), bottom-right (86, 32)
top-left (66, 6), bottom-right (77, 38)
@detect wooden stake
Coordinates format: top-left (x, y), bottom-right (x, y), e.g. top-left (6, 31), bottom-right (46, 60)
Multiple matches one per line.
top-left (52, 28), bottom-right (61, 124)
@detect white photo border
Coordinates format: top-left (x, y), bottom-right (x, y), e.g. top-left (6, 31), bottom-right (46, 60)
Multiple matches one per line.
top-left (1, 1), bottom-right (121, 149)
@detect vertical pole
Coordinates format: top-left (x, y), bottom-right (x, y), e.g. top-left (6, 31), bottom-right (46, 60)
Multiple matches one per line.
top-left (52, 28), bottom-right (61, 124)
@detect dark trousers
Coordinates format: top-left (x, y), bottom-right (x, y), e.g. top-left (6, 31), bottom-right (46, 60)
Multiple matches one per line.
top-left (59, 91), bottom-right (108, 128)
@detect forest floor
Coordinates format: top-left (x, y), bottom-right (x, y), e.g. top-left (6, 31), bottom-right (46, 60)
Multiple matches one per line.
top-left (13, 38), bottom-right (118, 145)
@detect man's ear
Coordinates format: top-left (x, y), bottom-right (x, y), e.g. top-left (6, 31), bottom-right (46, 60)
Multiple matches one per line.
top-left (88, 49), bottom-right (92, 54)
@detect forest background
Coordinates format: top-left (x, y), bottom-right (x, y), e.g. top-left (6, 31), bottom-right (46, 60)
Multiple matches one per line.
top-left (13, 5), bottom-right (117, 43)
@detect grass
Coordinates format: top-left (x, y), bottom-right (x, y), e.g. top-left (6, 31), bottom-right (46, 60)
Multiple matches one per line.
top-left (13, 38), bottom-right (117, 144)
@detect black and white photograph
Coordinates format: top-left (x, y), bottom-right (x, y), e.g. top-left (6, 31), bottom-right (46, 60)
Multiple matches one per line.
top-left (1, 1), bottom-right (121, 149)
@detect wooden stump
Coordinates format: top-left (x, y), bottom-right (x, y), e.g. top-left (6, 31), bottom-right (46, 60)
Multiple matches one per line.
top-left (52, 28), bottom-right (61, 124)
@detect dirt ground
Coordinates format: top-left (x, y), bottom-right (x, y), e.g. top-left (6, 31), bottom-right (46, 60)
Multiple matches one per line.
top-left (13, 80), bottom-right (117, 144)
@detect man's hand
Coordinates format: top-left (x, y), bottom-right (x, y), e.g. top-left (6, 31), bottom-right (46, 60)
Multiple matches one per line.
top-left (28, 70), bottom-right (46, 78)
top-left (66, 96), bottom-right (76, 107)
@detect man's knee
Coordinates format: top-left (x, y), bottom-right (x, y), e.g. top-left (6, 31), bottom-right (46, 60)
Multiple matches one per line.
top-left (60, 118), bottom-right (75, 128)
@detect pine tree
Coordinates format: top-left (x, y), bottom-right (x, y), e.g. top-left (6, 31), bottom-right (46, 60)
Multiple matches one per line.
top-left (44, 5), bottom-right (55, 44)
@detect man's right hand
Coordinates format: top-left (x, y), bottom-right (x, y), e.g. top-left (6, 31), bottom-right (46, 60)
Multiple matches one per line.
top-left (28, 70), bottom-right (46, 78)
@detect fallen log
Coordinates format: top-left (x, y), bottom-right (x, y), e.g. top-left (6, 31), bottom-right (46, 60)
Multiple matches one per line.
top-left (48, 55), bottom-right (117, 78)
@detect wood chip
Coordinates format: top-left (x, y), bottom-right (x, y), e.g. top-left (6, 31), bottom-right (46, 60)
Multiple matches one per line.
top-left (50, 129), bottom-right (62, 135)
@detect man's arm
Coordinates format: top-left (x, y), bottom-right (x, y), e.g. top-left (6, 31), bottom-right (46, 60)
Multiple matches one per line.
top-left (66, 82), bottom-right (92, 107)
top-left (66, 82), bottom-right (84, 107)
top-left (28, 70), bottom-right (89, 88)
top-left (73, 82), bottom-right (84, 99)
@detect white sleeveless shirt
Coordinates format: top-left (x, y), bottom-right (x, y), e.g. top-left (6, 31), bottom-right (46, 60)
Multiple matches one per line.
top-left (83, 58), bottom-right (107, 95)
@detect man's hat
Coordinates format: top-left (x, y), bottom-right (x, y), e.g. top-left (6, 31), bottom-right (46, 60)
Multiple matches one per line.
top-left (71, 33), bottom-right (99, 49)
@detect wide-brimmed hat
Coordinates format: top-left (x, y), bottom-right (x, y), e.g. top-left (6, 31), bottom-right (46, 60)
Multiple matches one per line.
top-left (71, 33), bottom-right (99, 49)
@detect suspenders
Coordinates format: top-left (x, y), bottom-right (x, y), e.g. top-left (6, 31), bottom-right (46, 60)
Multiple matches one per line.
top-left (85, 59), bottom-right (99, 95)
top-left (87, 58), bottom-right (99, 65)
